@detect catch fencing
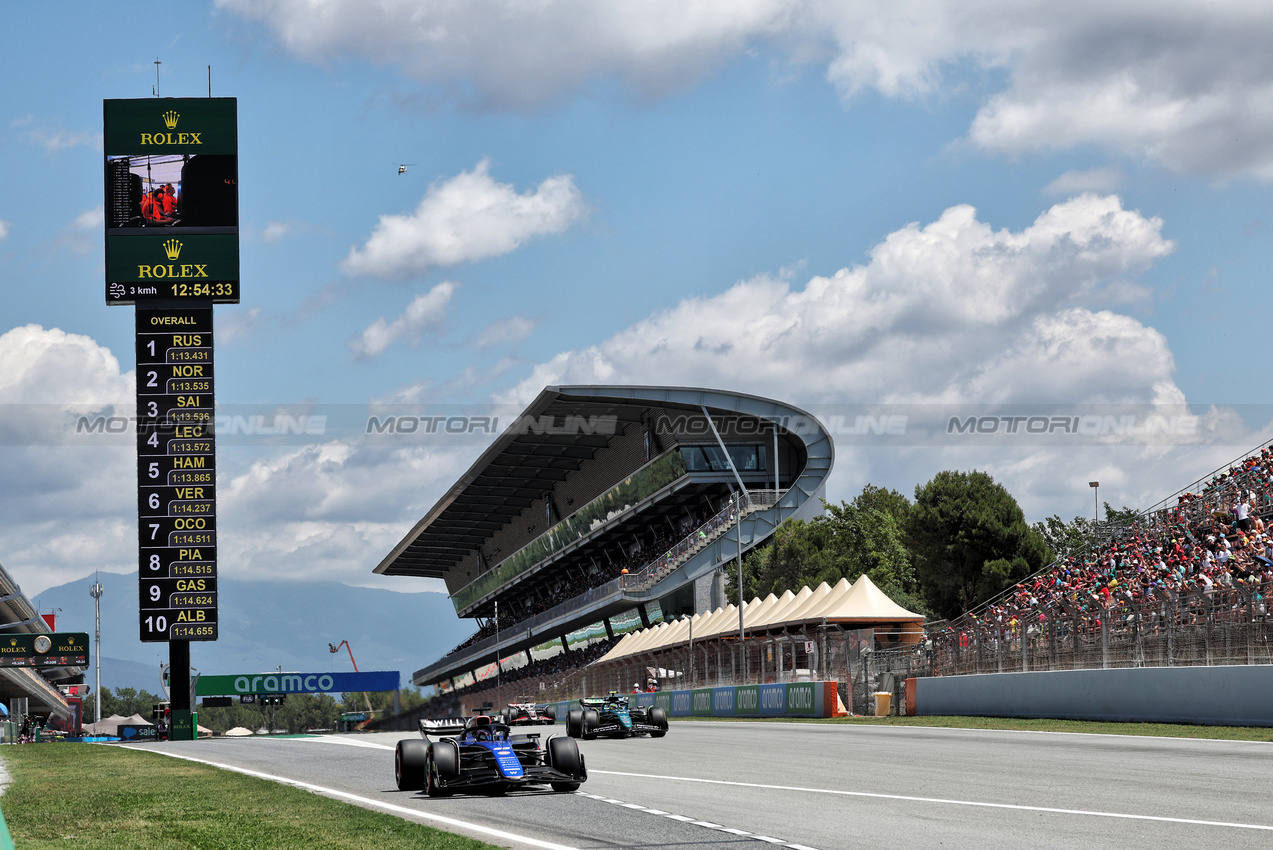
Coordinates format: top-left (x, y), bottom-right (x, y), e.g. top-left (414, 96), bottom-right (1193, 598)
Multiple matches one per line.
top-left (871, 579), bottom-right (1273, 687)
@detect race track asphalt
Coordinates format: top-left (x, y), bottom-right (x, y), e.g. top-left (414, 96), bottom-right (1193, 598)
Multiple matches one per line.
top-left (125, 720), bottom-right (1273, 849)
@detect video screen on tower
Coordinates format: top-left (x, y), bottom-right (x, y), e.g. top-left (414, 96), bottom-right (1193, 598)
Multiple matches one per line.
top-left (106, 153), bottom-right (237, 230)
top-left (103, 97), bottom-right (240, 305)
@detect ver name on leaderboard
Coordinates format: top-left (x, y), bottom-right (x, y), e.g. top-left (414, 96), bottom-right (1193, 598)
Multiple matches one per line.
top-left (136, 306), bottom-right (218, 641)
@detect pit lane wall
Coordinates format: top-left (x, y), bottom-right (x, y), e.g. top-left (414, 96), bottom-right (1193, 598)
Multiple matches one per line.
top-left (553, 681), bottom-right (845, 719)
top-left (907, 666), bottom-right (1273, 726)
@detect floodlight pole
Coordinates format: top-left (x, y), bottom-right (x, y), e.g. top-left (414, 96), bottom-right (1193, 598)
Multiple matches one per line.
top-left (737, 493), bottom-right (745, 684)
top-left (89, 581), bottom-right (103, 722)
top-left (700, 404), bottom-right (750, 685)
top-left (495, 601), bottom-right (501, 709)
top-left (1089, 481), bottom-right (1100, 523)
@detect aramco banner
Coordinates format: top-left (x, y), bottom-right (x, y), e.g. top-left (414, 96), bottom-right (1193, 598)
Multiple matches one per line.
top-left (195, 670), bottom-right (399, 696)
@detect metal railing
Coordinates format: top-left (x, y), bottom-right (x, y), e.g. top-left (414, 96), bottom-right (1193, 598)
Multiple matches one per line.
top-left (619, 490), bottom-right (783, 592)
top-left (891, 579), bottom-right (1273, 679)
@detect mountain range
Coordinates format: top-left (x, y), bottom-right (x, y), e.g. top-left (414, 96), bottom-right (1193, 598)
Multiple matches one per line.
top-left (31, 572), bottom-right (473, 695)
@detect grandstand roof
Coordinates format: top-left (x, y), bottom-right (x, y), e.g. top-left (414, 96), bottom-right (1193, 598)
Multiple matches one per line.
top-left (373, 387), bottom-right (650, 579)
top-left (374, 385), bottom-right (820, 581)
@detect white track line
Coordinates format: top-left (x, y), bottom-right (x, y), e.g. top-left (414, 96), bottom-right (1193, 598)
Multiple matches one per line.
top-left (576, 791), bottom-right (822, 849)
top-left (589, 769), bottom-right (1273, 832)
top-left (126, 747), bottom-right (581, 850)
top-left (282, 735), bottom-right (395, 750)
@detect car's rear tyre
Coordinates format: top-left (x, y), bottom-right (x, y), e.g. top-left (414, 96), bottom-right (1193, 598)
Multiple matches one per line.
top-left (565, 708), bottom-right (583, 738)
top-left (395, 739), bottom-right (427, 791)
top-left (582, 709), bottom-right (599, 740)
top-left (424, 751), bottom-right (454, 798)
top-left (649, 706), bottom-right (668, 737)
top-left (542, 705), bottom-right (556, 723)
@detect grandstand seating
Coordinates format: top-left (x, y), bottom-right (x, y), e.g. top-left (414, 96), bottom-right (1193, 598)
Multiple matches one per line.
top-left (925, 442), bottom-right (1273, 670)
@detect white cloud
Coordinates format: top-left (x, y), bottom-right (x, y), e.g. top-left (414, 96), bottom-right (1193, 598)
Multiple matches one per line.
top-left (350, 281), bottom-right (457, 358)
top-left (475, 315), bottom-right (537, 349)
top-left (71, 207), bottom-right (104, 230)
top-left (11, 115), bottom-right (100, 153)
top-left (217, 0), bottom-right (791, 107)
top-left (219, 306), bottom-right (263, 343)
top-left (500, 193), bottom-right (1174, 406)
top-left (263, 221), bottom-right (294, 242)
top-left (1043, 166), bottom-right (1124, 196)
top-left (221, 1), bottom-right (1273, 179)
top-left (341, 160), bottom-right (586, 280)
top-left (0, 325), bottom-right (131, 404)
top-left (0, 221), bottom-right (9, 239)
top-left (0, 326), bottom-right (135, 595)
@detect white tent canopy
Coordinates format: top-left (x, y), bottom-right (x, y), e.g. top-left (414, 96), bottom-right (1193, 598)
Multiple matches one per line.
top-left (597, 574), bottom-right (924, 664)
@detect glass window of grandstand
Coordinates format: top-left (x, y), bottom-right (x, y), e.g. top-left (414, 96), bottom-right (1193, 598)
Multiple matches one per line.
top-left (680, 444), bottom-right (766, 473)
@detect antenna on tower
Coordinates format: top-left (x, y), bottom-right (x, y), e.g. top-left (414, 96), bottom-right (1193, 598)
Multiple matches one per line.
top-left (154, 58), bottom-right (162, 97)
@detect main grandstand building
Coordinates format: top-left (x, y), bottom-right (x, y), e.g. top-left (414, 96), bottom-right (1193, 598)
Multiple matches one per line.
top-left (374, 386), bottom-right (834, 698)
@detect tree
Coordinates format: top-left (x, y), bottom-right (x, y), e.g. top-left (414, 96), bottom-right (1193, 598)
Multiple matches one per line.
top-left (906, 470), bottom-right (1053, 620)
top-left (1033, 502), bottom-right (1141, 560)
top-left (852, 484), bottom-right (912, 531)
top-left (725, 491), bottom-right (925, 614)
top-left (99, 687), bottom-right (164, 718)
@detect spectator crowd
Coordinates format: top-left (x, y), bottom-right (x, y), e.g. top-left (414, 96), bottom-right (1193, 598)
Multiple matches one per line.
top-left (931, 444), bottom-right (1273, 658)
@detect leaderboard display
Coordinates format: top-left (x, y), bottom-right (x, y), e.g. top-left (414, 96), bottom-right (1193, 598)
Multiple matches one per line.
top-left (104, 97), bottom-right (239, 305)
top-left (136, 306), bottom-right (218, 641)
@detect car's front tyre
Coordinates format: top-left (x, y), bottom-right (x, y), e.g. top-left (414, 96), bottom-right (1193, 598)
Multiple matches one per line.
top-left (425, 742), bottom-right (458, 798)
top-left (649, 706), bottom-right (668, 738)
top-left (582, 709), bottom-right (599, 740)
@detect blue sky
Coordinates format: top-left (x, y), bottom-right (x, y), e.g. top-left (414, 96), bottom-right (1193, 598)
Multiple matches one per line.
top-left (5, 1), bottom-right (1273, 601)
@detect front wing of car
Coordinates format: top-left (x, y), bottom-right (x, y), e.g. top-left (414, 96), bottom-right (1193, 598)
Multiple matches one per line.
top-left (587, 718), bottom-right (664, 737)
top-left (438, 742), bottom-right (584, 790)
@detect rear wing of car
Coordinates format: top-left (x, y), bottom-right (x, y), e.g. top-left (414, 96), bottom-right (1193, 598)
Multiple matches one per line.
top-left (580, 696), bottom-right (626, 708)
top-left (419, 718), bottom-right (468, 738)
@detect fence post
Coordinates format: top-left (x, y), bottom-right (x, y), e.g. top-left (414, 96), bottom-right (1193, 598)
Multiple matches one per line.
top-left (1247, 586), bottom-right (1255, 665)
top-left (1133, 603), bottom-right (1143, 668)
top-left (1204, 594), bottom-right (1214, 666)
top-left (1021, 625), bottom-right (1029, 673)
top-left (1166, 596), bottom-right (1175, 666)
top-left (1101, 613), bottom-right (1109, 669)
top-left (1073, 608), bottom-right (1082, 669)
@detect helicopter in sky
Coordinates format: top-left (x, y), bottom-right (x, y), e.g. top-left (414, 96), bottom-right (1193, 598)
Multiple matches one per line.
top-left (397, 163), bottom-right (417, 175)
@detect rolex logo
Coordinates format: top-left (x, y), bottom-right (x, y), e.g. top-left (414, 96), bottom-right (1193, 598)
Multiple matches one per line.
top-left (163, 111), bottom-right (180, 129)
top-left (164, 239), bottom-right (183, 260)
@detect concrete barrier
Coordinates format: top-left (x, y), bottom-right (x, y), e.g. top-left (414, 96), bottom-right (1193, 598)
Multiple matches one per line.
top-left (910, 665), bottom-right (1273, 726)
top-left (555, 681), bottom-right (845, 719)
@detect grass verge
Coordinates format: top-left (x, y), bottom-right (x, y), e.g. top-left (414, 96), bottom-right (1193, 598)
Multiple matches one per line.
top-left (674, 713), bottom-right (1273, 741)
top-left (0, 743), bottom-right (502, 850)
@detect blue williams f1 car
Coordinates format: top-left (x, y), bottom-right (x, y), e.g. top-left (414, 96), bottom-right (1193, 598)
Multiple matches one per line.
top-left (394, 714), bottom-right (586, 796)
top-left (566, 693), bottom-right (668, 739)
